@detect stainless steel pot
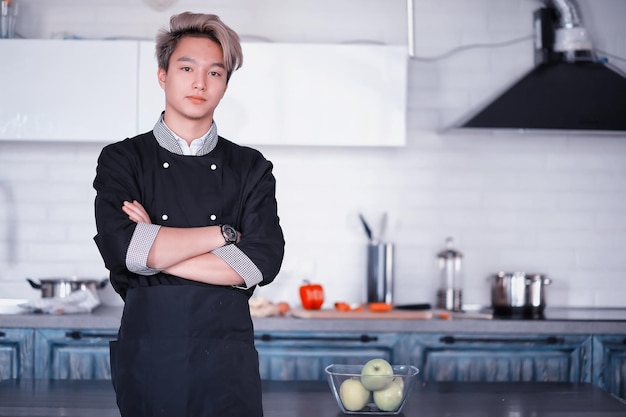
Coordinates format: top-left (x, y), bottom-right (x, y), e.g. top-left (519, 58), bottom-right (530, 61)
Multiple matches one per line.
top-left (27, 277), bottom-right (108, 299)
top-left (489, 272), bottom-right (551, 317)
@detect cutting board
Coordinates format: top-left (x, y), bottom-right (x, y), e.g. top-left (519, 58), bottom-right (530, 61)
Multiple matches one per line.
top-left (290, 308), bottom-right (433, 320)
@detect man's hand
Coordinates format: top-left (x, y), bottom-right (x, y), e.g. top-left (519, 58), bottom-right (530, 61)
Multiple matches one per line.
top-left (122, 200), bottom-right (152, 224)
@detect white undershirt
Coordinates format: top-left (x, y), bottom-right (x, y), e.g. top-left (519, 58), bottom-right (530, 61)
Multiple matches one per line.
top-left (163, 121), bottom-right (209, 156)
top-left (176, 136), bottom-right (207, 156)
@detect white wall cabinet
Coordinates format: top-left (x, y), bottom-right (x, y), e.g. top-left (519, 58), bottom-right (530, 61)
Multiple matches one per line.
top-left (137, 41), bottom-right (161, 134)
top-left (2, 40), bottom-right (407, 146)
top-left (138, 41), bottom-right (407, 146)
top-left (0, 39), bottom-right (138, 142)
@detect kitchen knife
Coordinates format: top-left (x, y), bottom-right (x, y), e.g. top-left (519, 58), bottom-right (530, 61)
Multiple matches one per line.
top-left (394, 303), bottom-right (431, 310)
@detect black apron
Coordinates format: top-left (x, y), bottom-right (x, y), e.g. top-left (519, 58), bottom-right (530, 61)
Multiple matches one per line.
top-left (110, 284), bottom-right (262, 417)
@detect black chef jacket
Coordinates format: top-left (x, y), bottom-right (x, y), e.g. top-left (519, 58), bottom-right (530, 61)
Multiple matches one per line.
top-left (93, 131), bottom-right (285, 417)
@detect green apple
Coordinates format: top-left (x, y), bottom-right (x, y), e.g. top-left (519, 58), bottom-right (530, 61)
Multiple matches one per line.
top-left (391, 376), bottom-right (404, 391)
top-left (360, 358), bottom-right (394, 391)
top-left (339, 378), bottom-right (370, 411)
top-left (373, 377), bottom-right (404, 411)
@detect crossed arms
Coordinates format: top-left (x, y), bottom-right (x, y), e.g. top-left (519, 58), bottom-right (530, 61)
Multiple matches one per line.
top-left (122, 200), bottom-right (245, 287)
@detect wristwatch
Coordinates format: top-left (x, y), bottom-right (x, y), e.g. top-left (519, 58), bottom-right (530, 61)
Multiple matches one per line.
top-left (220, 224), bottom-right (238, 244)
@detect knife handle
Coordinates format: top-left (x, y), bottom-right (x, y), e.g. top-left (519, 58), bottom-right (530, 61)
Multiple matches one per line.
top-left (394, 303), bottom-right (431, 310)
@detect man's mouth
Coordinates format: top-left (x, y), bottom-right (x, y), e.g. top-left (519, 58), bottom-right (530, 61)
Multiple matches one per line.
top-left (187, 96), bottom-right (206, 104)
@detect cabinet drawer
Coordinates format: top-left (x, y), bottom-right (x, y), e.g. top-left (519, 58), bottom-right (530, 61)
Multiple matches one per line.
top-left (397, 333), bottom-right (592, 383)
top-left (35, 329), bottom-right (116, 380)
top-left (255, 332), bottom-right (399, 381)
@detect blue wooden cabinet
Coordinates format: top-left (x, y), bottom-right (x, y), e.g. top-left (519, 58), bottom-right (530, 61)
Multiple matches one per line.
top-left (593, 335), bottom-right (626, 400)
top-left (0, 328), bottom-right (34, 380)
top-left (31, 330), bottom-right (401, 381)
top-left (393, 333), bottom-right (592, 383)
top-left (2, 325), bottom-right (624, 401)
top-left (255, 331), bottom-right (594, 383)
top-left (34, 329), bottom-right (116, 380)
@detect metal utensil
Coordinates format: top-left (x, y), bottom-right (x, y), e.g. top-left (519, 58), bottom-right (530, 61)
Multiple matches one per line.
top-left (378, 211), bottom-right (388, 241)
top-left (358, 213), bottom-right (373, 241)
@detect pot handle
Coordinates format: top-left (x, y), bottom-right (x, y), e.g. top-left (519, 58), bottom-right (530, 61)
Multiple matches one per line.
top-left (97, 278), bottom-right (109, 289)
top-left (26, 278), bottom-right (42, 289)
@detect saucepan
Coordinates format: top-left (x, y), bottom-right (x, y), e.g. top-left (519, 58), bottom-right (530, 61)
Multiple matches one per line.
top-left (27, 277), bottom-right (108, 299)
top-left (489, 272), bottom-right (551, 317)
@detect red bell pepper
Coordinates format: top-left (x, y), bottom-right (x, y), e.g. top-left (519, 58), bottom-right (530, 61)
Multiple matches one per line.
top-left (299, 281), bottom-right (324, 310)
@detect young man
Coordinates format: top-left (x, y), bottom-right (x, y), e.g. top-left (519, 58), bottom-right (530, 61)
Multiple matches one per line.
top-left (93, 12), bottom-right (285, 417)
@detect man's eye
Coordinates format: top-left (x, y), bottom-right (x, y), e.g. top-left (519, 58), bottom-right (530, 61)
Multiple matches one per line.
top-left (181, 67), bottom-right (192, 72)
top-left (209, 71), bottom-right (221, 77)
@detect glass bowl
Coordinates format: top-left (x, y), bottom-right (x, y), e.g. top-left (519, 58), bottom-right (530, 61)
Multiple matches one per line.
top-left (325, 363), bottom-right (419, 415)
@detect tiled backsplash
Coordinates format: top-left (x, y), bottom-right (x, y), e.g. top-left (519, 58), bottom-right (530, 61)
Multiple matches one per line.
top-left (1, 0), bottom-right (625, 308)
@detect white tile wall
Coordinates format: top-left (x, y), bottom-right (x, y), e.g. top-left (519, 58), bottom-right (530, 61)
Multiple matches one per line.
top-left (1, 0), bottom-right (625, 308)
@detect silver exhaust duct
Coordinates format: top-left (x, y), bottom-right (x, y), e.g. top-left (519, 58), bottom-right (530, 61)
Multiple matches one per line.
top-left (453, 0), bottom-right (626, 133)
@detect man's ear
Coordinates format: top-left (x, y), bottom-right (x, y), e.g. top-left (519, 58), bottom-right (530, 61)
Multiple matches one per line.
top-left (157, 68), bottom-right (166, 89)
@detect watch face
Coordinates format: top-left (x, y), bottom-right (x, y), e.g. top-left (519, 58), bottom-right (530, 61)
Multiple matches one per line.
top-left (222, 225), bottom-right (237, 243)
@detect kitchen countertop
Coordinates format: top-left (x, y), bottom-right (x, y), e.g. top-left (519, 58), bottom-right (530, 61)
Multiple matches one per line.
top-left (2, 305), bottom-right (626, 334)
top-left (0, 379), bottom-right (624, 417)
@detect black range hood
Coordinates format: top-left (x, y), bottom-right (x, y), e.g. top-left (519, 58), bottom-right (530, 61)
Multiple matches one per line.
top-left (456, 1), bottom-right (626, 133)
top-left (462, 61), bottom-right (626, 132)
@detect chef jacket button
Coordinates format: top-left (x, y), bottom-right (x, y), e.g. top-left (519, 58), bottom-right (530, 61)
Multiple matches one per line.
top-left (210, 164), bottom-right (217, 171)
top-left (210, 214), bottom-right (217, 221)
top-left (163, 162), bottom-right (170, 169)
top-left (161, 214), bottom-right (168, 221)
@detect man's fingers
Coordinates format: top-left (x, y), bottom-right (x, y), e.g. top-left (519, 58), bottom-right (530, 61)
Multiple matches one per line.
top-left (122, 201), bottom-right (151, 223)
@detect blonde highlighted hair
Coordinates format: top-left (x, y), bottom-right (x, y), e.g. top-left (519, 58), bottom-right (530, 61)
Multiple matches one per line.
top-left (155, 12), bottom-right (243, 81)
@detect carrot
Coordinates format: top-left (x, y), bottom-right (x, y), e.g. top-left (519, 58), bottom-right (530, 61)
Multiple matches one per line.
top-left (277, 302), bottom-right (291, 315)
top-left (335, 302), bottom-right (366, 312)
top-left (334, 302), bottom-right (352, 312)
top-left (368, 302), bottom-right (393, 312)
top-left (438, 311), bottom-right (452, 320)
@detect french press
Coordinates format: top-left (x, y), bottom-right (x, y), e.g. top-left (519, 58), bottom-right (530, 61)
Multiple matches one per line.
top-left (436, 237), bottom-right (463, 311)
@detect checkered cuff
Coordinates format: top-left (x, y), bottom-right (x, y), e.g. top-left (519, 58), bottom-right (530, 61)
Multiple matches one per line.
top-left (212, 244), bottom-right (263, 289)
top-left (125, 223), bottom-right (162, 275)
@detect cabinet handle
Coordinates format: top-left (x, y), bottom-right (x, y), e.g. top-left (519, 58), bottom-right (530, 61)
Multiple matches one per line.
top-left (65, 331), bottom-right (117, 340)
top-left (439, 336), bottom-right (563, 345)
top-left (255, 334), bottom-right (378, 343)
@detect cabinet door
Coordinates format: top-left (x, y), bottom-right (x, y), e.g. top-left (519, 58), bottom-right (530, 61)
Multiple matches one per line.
top-left (137, 41), bottom-right (162, 134)
top-left (255, 332), bottom-right (399, 381)
top-left (395, 333), bottom-right (592, 383)
top-left (138, 42), bottom-right (407, 146)
top-left (593, 335), bottom-right (626, 400)
top-left (0, 39), bottom-right (138, 142)
top-left (35, 329), bottom-right (116, 380)
top-left (0, 329), bottom-right (34, 380)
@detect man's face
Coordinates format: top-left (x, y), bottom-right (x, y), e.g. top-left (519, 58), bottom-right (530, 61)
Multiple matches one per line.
top-left (158, 36), bottom-right (228, 124)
